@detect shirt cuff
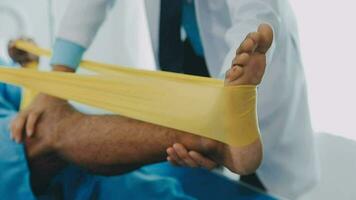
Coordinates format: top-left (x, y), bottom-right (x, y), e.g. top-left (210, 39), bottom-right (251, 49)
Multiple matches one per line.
top-left (50, 38), bottom-right (86, 70)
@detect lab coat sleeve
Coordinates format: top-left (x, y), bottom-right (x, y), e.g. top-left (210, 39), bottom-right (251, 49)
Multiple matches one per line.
top-left (220, 0), bottom-right (280, 77)
top-left (51, 38), bottom-right (86, 70)
top-left (57, 0), bottom-right (115, 48)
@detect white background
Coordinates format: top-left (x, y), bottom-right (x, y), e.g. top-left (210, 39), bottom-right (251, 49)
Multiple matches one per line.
top-left (290, 0), bottom-right (356, 141)
top-left (1, 0), bottom-right (355, 141)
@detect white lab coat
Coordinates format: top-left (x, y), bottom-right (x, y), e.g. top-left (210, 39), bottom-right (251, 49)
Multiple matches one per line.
top-left (57, 0), bottom-right (319, 198)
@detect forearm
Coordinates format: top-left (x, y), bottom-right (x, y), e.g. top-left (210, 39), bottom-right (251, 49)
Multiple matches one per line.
top-left (54, 113), bottom-right (218, 175)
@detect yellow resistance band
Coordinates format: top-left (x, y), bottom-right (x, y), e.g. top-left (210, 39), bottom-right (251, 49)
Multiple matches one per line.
top-left (0, 41), bottom-right (260, 147)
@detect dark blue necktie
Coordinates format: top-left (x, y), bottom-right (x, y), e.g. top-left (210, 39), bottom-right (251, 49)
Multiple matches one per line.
top-left (158, 0), bottom-right (184, 73)
top-left (159, 0), bottom-right (210, 77)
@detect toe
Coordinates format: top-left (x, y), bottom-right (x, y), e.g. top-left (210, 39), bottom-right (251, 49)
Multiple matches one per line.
top-left (237, 32), bottom-right (261, 54)
top-left (256, 24), bottom-right (274, 53)
top-left (225, 66), bottom-right (244, 83)
top-left (232, 53), bottom-right (251, 67)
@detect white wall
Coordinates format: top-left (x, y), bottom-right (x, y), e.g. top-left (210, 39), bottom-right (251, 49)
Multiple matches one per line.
top-left (0, 0), bottom-right (51, 61)
top-left (290, 0), bottom-right (356, 141)
top-left (299, 133), bottom-right (356, 200)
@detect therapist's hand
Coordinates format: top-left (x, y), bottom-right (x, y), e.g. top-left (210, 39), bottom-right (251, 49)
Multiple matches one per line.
top-left (8, 37), bottom-right (39, 66)
top-left (167, 143), bottom-right (218, 170)
top-left (10, 65), bottom-right (75, 143)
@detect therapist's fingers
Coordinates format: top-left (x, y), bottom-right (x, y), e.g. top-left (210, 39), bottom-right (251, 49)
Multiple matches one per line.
top-left (26, 111), bottom-right (42, 137)
top-left (188, 151), bottom-right (218, 170)
top-left (167, 147), bottom-right (185, 166)
top-left (167, 156), bottom-right (180, 166)
top-left (173, 143), bottom-right (199, 168)
top-left (10, 111), bottom-right (28, 143)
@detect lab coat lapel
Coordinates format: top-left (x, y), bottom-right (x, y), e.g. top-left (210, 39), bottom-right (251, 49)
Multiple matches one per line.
top-left (144, 0), bottom-right (160, 68)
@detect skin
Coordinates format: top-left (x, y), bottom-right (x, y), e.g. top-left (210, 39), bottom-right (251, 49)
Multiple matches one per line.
top-left (10, 24), bottom-right (273, 194)
top-left (8, 38), bottom-right (39, 66)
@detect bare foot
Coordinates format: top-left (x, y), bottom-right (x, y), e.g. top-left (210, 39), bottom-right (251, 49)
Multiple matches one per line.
top-left (217, 24), bottom-right (273, 174)
top-left (167, 24), bottom-right (273, 175)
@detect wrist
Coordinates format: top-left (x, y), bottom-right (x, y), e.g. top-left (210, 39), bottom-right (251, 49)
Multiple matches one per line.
top-left (52, 65), bottom-right (75, 73)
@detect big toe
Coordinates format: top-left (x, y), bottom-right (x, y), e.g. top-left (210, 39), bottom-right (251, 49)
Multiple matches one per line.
top-left (256, 24), bottom-right (274, 53)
